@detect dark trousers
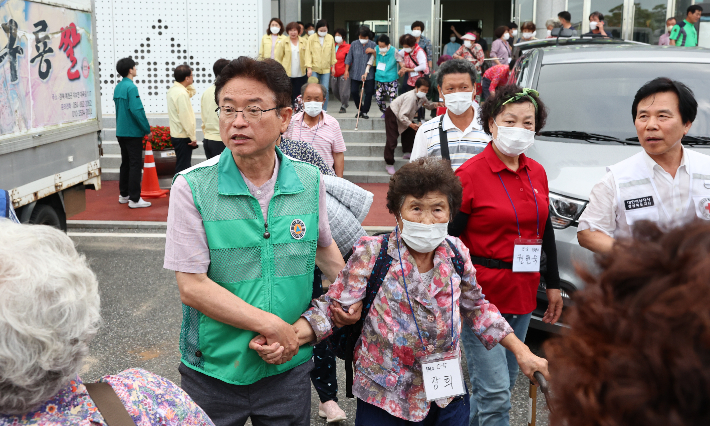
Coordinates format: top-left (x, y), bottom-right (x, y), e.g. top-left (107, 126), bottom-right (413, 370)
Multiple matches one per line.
top-left (350, 79), bottom-right (375, 114)
top-left (290, 75), bottom-right (309, 106)
top-left (117, 136), bottom-right (144, 202)
top-left (179, 361), bottom-right (313, 426)
top-left (172, 137), bottom-right (193, 174)
top-left (203, 139), bottom-right (226, 160)
top-left (481, 77), bottom-right (492, 101)
top-left (384, 108), bottom-right (416, 165)
top-left (310, 267), bottom-right (339, 403)
top-left (354, 392), bottom-right (469, 425)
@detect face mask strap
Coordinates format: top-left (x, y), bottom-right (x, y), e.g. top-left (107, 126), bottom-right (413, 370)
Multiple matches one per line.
top-left (498, 88), bottom-right (540, 113)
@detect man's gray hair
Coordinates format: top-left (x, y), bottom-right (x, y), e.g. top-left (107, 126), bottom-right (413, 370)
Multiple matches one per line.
top-left (546, 19), bottom-right (561, 28)
top-left (0, 221), bottom-right (101, 414)
top-left (301, 82), bottom-right (327, 99)
top-left (436, 59), bottom-right (477, 89)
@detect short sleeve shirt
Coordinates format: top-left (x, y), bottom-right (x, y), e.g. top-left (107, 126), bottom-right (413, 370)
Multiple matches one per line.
top-left (455, 143), bottom-right (550, 314)
top-left (284, 112), bottom-right (346, 169)
top-left (164, 154), bottom-right (332, 274)
top-left (669, 20), bottom-right (698, 47)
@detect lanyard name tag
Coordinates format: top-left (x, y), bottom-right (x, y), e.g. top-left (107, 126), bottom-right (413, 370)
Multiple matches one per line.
top-left (421, 351), bottom-right (466, 401)
top-left (377, 62), bottom-right (387, 71)
top-left (512, 238), bottom-right (542, 273)
top-left (409, 71), bottom-right (419, 77)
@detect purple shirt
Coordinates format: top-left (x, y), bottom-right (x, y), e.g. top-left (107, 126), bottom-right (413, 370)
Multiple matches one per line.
top-left (164, 155), bottom-right (332, 274)
top-left (659, 32), bottom-right (671, 46)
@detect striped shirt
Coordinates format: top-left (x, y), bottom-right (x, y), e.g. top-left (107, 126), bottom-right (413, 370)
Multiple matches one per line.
top-left (410, 108), bottom-right (491, 170)
top-left (284, 111), bottom-right (346, 169)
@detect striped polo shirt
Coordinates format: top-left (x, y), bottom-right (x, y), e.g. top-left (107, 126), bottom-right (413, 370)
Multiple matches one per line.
top-left (284, 111), bottom-right (346, 169)
top-left (410, 108), bottom-right (491, 170)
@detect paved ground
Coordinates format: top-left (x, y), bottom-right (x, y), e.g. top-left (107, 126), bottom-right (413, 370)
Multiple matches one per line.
top-left (74, 231), bottom-right (550, 425)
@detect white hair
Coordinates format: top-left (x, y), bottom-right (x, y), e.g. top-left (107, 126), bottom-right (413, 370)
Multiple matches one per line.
top-left (0, 221), bottom-right (101, 415)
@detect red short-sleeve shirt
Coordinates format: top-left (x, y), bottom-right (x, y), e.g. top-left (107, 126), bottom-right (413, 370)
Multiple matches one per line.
top-left (455, 142), bottom-right (550, 314)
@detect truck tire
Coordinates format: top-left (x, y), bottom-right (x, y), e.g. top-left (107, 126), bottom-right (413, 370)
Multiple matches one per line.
top-left (29, 204), bottom-right (62, 229)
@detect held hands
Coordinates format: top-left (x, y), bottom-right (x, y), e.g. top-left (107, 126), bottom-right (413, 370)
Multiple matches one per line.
top-left (331, 300), bottom-right (363, 328)
top-left (543, 289), bottom-right (563, 324)
top-left (248, 314), bottom-right (299, 364)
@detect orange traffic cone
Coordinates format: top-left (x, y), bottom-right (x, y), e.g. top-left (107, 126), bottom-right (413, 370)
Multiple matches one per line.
top-left (140, 141), bottom-right (169, 199)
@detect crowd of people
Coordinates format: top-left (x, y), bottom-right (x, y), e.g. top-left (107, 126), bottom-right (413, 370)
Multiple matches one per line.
top-left (2, 10), bottom-right (710, 426)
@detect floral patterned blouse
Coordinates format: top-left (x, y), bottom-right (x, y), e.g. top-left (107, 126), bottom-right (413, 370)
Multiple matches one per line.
top-left (454, 44), bottom-right (485, 75)
top-left (303, 232), bottom-right (513, 422)
top-left (0, 368), bottom-right (215, 426)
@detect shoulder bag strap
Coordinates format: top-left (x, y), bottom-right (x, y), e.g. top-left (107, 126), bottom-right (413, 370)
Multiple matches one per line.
top-left (445, 238), bottom-right (466, 277)
top-left (84, 382), bottom-right (137, 426)
top-left (438, 115), bottom-right (451, 162)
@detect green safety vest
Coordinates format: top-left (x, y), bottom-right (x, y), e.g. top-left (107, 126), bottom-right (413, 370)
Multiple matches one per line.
top-left (177, 147), bottom-right (320, 385)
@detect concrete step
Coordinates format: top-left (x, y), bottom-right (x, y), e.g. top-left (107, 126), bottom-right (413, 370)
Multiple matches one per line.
top-left (340, 130), bottom-right (386, 143)
top-left (343, 170), bottom-right (393, 184)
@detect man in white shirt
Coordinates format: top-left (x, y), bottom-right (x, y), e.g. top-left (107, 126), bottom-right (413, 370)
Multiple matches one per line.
top-left (410, 59), bottom-right (490, 170)
top-left (578, 78), bottom-right (710, 254)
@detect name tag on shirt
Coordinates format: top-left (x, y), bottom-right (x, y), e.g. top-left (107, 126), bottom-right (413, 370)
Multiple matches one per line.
top-left (409, 71), bottom-right (420, 77)
top-left (377, 62), bottom-right (387, 71)
top-left (513, 238), bottom-right (542, 273)
top-left (624, 196), bottom-right (654, 210)
top-left (421, 352), bottom-right (466, 401)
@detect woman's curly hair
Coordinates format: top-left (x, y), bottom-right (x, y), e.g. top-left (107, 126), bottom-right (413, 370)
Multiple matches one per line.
top-left (480, 83), bottom-right (547, 135)
top-left (544, 220), bottom-right (710, 426)
top-left (386, 157), bottom-right (462, 219)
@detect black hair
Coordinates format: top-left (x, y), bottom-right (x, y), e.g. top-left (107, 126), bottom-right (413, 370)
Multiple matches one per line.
top-left (436, 59), bottom-right (477, 90)
top-left (415, 77), bottom-right (430, 88)
top-left (400, 34), bottom-right (416, 47)
top-left (304, 22), bottom-right (314, 30)
top-left (480, 84), bottom-right (548, 135)
top-left (688, 4), bottom-right (703, 14)
top-left (558, 11), bottom-right (572, 22)
top-left (589, 11), bottom-right (605, 21)
top-left (632, 77), bottom-right (697, 125)
top-left (508, 21), bottom-right (519, 29)
top-left (358, 25), bottom-right (371, 38)
top-left (315, 19), bottom-right (329, 32)
top-left (411, 20), bottom-right (425, 31)
top-left (116, 57), bottom-right (135, 78)
top-left (378, 34), bottom-right (391, 45)
top-left (334, 27), bottom-right (347, 38)
top-left (494, 26), bottom-right (509, 39)
top-left (214, 57), bottom-right (291, 113)
top-left (173, 64), bottom-right (192, 82)
top-left (297, 21), bottom-right (304, 26)
top-left (212, 58), bottom-right (229, 80)
top-left (267, 18), bottom-right (284, 35)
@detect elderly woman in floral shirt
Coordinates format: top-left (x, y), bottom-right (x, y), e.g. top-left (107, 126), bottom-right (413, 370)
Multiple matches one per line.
top-left (251, 158), bottom-right (549, 425)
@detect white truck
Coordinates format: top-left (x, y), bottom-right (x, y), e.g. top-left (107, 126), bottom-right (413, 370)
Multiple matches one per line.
top-left (0, 0), bottom-right (102, 230)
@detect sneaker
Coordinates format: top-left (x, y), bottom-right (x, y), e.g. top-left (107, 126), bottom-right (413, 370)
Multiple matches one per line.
top-left (318, 401), bottom-right (347, 423)
top-left (386, 165), bottom-right (396, 175)
top-left (339, 107), bottom-right (346, 113)
top-left (402, 153), bottom-right (411, 160)
top-left (128, 198), bottom-right (152, 209)
top-left (118, 195), bottom-right (130, 204)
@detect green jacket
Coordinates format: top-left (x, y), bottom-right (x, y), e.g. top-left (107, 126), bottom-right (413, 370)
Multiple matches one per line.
top-left (114, 78), bottom-right (151, 137)
top-left (177, 147), bottom-right (320, 385)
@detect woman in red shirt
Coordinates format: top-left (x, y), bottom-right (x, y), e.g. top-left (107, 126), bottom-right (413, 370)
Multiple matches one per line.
top-left (331, 28), bottom-right (351, 113)
top-left (450, 84), bottom-right (563, 426)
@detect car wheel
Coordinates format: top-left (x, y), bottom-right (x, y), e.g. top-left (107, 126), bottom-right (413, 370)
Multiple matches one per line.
top-left (29, 204), bottom-right (62, 229)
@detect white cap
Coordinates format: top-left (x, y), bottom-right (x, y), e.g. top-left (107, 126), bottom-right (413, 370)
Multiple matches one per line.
top-left (461, 32), bottom-right (476, 41)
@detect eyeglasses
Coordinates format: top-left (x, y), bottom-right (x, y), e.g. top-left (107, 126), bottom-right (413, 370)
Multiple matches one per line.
top-left (216, 105), bottom-right (278, 123)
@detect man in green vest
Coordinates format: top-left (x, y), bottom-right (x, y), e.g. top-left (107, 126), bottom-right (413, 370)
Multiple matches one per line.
top-left (164, 56), bottom-right (346, 426)
top-left (670, 5), bottom-right (703, 47)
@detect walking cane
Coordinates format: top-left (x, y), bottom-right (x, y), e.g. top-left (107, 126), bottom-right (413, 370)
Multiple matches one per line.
top-left (528, 371), bottom-right (552, 426)
top-left (354, 64), bottom-right (371, 131)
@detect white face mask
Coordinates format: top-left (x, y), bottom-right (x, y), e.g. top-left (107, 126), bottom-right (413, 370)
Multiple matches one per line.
top-left (308, 30), bottom-right (315, 36)
top-left (589, 21), bottom-right (598, 30)
top-left (416, 90), bottom-right (427, 99)
top-left (444, 91), bottom-right (473, 116)
top-left (270, 26), bottom-right (280, 34)
top-left (522, 32), bottom-right (533, 39)
top-left (399, 218), bottom-right (448, 254)
top-left (667, 25), bottom-right (674, 32)
top-left (335, 35), bottom-right (343, 43)
top-left (547, 29), bottom-right (552, 37)
top-left (359, 38), bottom-right (368, 44)
top-left (494, 120), bottom-right (536, 157)
top-left (503, 32), bottom-right (510, 40)
top-left (411, 29), bottom-right (422, 38)
top-left (380, 46), bottom-right (389, 53)
top-left (450, 36), bottom-right (456, 42)
top-left (464, 40), bottom-right (472, 48)
top-left (512, 29), bottom-right (518, 36)
top-left (304, 101), bottom-right (323, 118)
top-left (403, 47), bottom-right (413, 53)
top-left (318, 30), bottom-right (327, 37)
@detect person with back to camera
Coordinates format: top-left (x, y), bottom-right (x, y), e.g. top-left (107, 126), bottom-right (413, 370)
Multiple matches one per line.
top-left (577, 77), bottom-right (710, 255)
top-left (490, 26), bottom-right (512, 65)
top-left (551, 11), bottom-right (578, 37)
top-left (258, 17), bottom-right (286, 60)
top-left (305, 19), bottom-right (336, 110)
top-left (250, 157), bottom-right (550, 425)
top-left (0, 221), bottom-right (215, 425)
top-left (201, 58), bottom-right (230, 160)
top-left (545, 220), bottom-right (710, 426)
top-left (449, 84), bottom-right (563, 426)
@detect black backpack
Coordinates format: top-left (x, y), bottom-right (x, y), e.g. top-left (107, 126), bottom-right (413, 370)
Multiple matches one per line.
top-left (325, 232), bottom-right (467, 397)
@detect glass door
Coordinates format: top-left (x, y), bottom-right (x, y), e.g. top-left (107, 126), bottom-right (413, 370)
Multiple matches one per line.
top-left (630, 0), bottom-right (668, 44)
top-left (392, 0), bottom-right (438, 65)
top-left (589, 0), bottom-right (625, 37)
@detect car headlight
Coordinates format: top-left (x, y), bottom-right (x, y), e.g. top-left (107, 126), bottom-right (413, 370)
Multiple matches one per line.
top-left (549, 192), bottom-right (587, 229)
